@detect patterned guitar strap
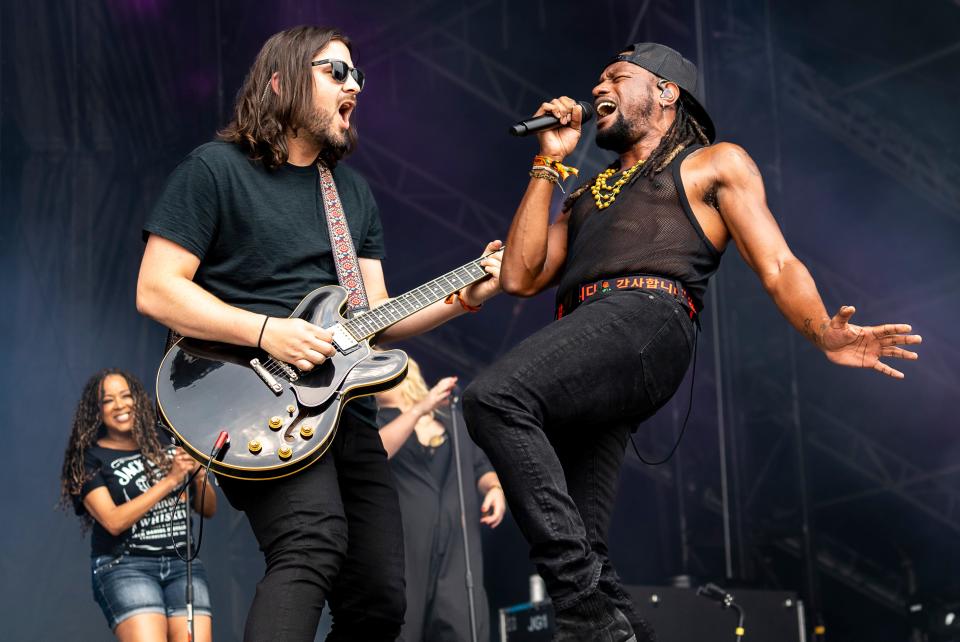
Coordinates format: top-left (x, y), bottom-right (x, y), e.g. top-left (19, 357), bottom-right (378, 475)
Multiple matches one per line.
top-left (317, 162), bottom-right (371, 316)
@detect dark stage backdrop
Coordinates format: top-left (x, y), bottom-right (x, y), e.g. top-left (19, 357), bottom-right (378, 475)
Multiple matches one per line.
top-left (3, 1), bottom-right (958, 641)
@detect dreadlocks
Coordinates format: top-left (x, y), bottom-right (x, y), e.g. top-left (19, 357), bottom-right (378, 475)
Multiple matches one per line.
top-left (563, 97), bottom-right (711, 211)
top-left (58, 369), bottom-right (170, 528)
top-left (637, 96), bottom-right (710, 178)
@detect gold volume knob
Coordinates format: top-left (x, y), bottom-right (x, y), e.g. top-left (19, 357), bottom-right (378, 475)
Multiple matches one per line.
top-left (248, 439), bottom-right (262, 454)
top-left (278, 445), bottom-right (293, 460)
top-left (268, 416), bottom-right (283, 430)
top-left (300, 424), bottom-right (315, 439)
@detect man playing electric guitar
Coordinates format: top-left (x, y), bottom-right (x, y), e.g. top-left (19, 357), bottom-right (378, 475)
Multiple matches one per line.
top-left (136, 26), bottom-right (501, 642)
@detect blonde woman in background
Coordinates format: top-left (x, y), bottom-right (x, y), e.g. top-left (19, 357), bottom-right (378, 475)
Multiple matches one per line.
top-left (376, 358), bottom-right (506, 642)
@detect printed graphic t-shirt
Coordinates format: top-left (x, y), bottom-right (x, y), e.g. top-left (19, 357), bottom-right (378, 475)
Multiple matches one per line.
top-left (77, 445), bottom-right (190, 558)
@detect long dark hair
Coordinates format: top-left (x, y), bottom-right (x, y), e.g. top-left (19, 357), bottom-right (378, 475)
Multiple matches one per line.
top-left (218, 25), bottom-right (358, 169)
top-left (563, 97), bottom-right (710, 210)
top-left (58, 369), bottom-right (169, 527)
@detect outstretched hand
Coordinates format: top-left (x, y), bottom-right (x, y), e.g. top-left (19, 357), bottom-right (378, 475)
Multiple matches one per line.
top-left (414, 376), bottom-right (458, 416)
top-left (820, 306), bottom-right (921, 379)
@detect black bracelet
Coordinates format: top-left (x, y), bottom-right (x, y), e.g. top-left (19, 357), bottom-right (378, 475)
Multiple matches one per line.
top-left (257, 315), bottom-right (270, 349)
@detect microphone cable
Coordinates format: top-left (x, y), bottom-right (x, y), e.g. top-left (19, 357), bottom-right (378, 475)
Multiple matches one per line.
top-left (168, 432), bottom-right (228, 562)
top-left (629, 321), bottom-right (699, 466)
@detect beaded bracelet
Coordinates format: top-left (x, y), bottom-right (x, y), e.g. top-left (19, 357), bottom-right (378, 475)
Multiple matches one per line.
top-left (530, 167), bottom-right (560, 184)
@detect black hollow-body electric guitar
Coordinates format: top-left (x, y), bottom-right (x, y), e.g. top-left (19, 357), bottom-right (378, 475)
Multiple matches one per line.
top-left (156, 252), bottom-right (495, 480)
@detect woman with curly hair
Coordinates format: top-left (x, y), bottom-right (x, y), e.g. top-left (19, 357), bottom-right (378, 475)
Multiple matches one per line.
top-left (59, 368), bottom-right (217, 642)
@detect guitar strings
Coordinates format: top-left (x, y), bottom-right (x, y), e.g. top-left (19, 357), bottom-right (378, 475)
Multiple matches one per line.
top-left (252, 261), bottom-right (489, 370)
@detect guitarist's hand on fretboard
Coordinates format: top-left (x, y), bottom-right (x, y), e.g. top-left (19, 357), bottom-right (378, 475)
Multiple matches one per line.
top-left (260, 317), bottom-right (337, 372)
top-left (460, 240), bottom-right (504, 308)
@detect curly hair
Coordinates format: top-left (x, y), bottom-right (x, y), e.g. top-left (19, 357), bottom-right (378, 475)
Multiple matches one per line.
top-left (218, 25), bottom-right (358, 170)
top-left (58, 369), bottom-right (170, 528)
top-left (563, 96), bottom-right (710, 211)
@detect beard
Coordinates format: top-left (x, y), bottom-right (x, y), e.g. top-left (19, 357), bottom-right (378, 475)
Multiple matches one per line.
top-left (300, 107), bottom-right (352, 166)
top-left (595, 90), bottom-right (655, 153)
top-left (595, 113), bottom-right (637, 153)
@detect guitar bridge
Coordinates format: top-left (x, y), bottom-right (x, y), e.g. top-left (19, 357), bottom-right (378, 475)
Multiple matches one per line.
top-left (250, 358), bottom-right (283, 394)
top-left (266, 357), bottom-right (299, 382)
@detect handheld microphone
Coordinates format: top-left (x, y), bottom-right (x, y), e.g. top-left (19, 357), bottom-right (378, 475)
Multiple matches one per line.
top-left (509, 100), bottom-right (595, 137)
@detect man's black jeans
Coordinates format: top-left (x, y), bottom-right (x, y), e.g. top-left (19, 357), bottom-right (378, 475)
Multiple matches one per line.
top-left (464, 290), bottom-right (695, 617)
top-left (218, 413), bottom-right (405, 642)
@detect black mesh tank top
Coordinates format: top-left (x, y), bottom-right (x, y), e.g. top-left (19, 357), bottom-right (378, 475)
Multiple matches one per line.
top-left (555, 145), bottom-right (723, 312)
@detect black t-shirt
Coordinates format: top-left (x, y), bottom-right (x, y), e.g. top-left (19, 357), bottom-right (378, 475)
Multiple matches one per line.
top-left (421, 439), bottom-right (451, 485)
top-left (144, 141), bottom-right (386, 317)
top-left (144, 141), bottom-right (387, 424)
top-left (76, 445), bottom-right (188, 558)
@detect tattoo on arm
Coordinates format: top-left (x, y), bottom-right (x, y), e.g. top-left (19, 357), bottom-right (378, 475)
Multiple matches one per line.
top-left (802, 318), bottom-right (827, 348)
top-left (803, 318), bottom-right (816, 344)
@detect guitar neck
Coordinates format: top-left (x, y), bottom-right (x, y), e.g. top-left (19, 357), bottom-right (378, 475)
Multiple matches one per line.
top-left (342, 254), bottom-right (492, 340)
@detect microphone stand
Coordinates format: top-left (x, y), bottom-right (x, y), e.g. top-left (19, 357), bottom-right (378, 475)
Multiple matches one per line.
top-left (172, 430), bottom-right (227, 642)
top-left (183, 474), bottom-right (195, 642)
top-left (449, 391), bottom-right (479, 642)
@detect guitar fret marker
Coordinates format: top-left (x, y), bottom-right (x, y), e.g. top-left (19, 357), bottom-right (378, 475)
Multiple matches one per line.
top-left (335, 256), bottom-right (489, 341)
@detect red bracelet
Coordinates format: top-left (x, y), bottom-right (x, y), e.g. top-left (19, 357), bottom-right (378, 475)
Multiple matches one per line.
top-left (444, 291), bottom-right (482, 312)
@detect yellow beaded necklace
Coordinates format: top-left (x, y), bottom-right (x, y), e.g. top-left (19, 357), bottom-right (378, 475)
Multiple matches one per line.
top-left (590, 159), bottom-right (645, 210)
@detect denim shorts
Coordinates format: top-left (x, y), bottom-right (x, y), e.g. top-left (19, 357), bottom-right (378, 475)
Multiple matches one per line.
top-left (91, 553), bottom-right (211, 630)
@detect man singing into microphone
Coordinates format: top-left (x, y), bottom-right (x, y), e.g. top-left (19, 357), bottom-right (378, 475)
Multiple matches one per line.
top-left (462, 43), bottom-right (921, 642)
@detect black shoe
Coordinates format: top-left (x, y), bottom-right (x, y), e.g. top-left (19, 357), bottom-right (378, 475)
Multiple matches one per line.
top-left (553, 603), bottom-right (637, 642)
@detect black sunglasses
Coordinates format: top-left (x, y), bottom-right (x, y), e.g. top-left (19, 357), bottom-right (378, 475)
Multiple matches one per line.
top-left (310, 59), bottom-right (365, 90)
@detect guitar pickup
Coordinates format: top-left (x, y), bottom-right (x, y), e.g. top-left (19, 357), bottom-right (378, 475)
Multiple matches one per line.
top-left (250, 358), bottom-right (283, 394)
top-left (331, 324), bottom-right (360, 354)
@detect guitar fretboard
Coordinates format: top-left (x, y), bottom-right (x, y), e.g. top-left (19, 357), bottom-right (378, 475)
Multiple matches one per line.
top-left (343, 255), bottom-right (491, 340)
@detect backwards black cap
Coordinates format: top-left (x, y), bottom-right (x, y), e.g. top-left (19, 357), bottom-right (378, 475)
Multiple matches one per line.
top-left (612, 42), bottom-right (716, 143)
